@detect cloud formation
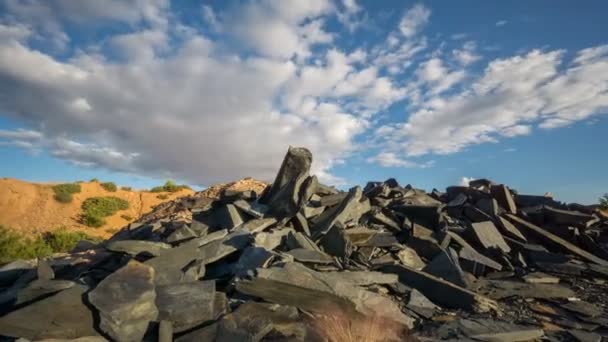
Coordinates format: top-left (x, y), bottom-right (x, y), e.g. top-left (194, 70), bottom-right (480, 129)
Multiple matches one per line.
top-left (0, 1), bottom-right (607, 187)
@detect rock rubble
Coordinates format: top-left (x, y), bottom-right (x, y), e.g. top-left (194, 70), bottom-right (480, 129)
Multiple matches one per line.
top-left (1, 146), bottom-right (608, 341)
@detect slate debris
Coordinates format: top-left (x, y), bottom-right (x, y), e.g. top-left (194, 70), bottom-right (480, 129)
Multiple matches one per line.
top-left (1, 146), bottom-right (608, 341)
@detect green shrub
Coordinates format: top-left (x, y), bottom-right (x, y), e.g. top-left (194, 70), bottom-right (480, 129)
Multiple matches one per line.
top-left (600, 194), bottom-right (608, 210)
top-left (156, 194), bottom-right (169, 200)
top-left (150, 180), bottom-right (191, 193)
top-left (52, 183), bottom-right (82, 203)
top-left (100, 182), bottom-right (117, 192)
top-left (121, 186), bottom-right (132, 191)
top-left (0, 225), bottom-right (100, 265)
top-left (81, 196), bottom-right (129, 227)
top-left (120, 214), bottom-right (133, 221)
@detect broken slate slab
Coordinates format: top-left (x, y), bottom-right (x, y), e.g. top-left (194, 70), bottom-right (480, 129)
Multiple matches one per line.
top-left (145, 238), bottom-right (200, 285)
top-left (490, 184), bottom-right (517, 214)
top-left (239, 217), bottom-right (277, 233)
top-left (233, 199), bottom-right (268, 218)
top-left (468, 221), bottom-right (511, 254)
top-left (569, 330), bottom-right (602, 342)
top-left (312, 186), bottom-right (365, 237)
top-left (397, 246), bottom-right (426, 270)
top-left (381, 264), bottom-right (498, 313)
top-left (198, 230), bottom-right (250, 265)
top-left (319, 224), bottom-right (352, 258)
top-left (16, 279), bottom-right (76, 304)
top-left (543, 205), bottom-right (595, 227)
top-left (320, 271), bottom-right (398, 286)
top-left (522, 272), bottom-right (560, 284)
top-left (561, 301), bottom-right (604, 318)
top-left (407, 289), bottom-right (439, 319)
top-left (285, 231), bottom-right (321, 252)
top-left (475, 279), bottom-right (576, 300)
top-left (88, 261), bottom-right (158, 342)
top-left (166, 225), bottom-right (198, 243)
top-left (235, 262), bottom-right (415, 328)
top-left (255, 227), bottom-right (293, 250)
top-left (344, 226), bottom-right (397, 247)
top-left (458, 318), bottom-right (544, 342)
top-left (496, 216), bottom-right (527, 242)
top-left (506, 214), bottom-right (608, 266)
top-left (0, 285), bottom-right (97, 340)
top-left (156, 281), bottom-right (222, 333)
top-left (106, 240), bottom-right (171, 257)
top-left (285, 248), bottom-right (335, 264)
top-left (423, 248), bottom-right (468, 288)
top-left (233, 246), bottom-right (275, 277)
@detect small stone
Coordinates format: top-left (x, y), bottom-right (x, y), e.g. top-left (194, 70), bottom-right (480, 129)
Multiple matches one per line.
top-left (37, 259), bottom-right (54, 281)
top-left (159, 320), bottom-right (173, 342)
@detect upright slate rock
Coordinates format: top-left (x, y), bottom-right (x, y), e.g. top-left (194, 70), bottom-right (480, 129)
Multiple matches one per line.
top-left (490, 184), bottom-right (517, 214)
top-left (423, 248), bottom-right (468, 288)
top-left (468, 221), bottom-right (511, 254)
top-left (88, 261), bottom-right (158, 342)
top-left (260, 146), bottom-right (313, 219)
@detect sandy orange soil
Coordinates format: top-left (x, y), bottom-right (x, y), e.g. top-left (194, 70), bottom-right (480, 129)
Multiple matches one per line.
top-left (0, 178), bottom-right (193, 239)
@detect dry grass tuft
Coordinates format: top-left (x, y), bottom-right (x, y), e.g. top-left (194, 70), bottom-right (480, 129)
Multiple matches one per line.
top-left (313, 309), bottom-right (414, 342)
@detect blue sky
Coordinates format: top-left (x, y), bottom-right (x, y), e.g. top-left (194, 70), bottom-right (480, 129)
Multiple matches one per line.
top-left (0, 0), bottom-right (607, 203)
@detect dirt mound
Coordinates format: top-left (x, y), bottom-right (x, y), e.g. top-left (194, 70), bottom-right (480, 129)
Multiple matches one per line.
top-left (0, 178), bottom-right (193, 239)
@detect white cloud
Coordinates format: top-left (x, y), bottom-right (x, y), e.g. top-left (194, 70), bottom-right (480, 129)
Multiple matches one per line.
top-left (378, 47), bottom-right (608, 158)
top-left (366, 152), bottom-right (432, 168)
top-left (452, 41), bottom-right (481, 66)
top-left (398, 3), bottom-right (431, 38)
top-left (495, 20), bottom-right (508, 27)
top-left (459, 177), bottom-right (474, 186)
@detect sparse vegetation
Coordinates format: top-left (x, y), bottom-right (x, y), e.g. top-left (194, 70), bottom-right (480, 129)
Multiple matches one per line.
top-left (90, 178), bottom-right (99, 182)
top-left (120, 214), bottom-right (133, 221)
top-left (81, 196), bottom-right (129, 227)
top-left (100, 182), bottom-right (117, 192)
top-left (0, 225), bottom-right (100, 264)
top-left (52, 183), bottom-right (82, 203)
top-left (599, 193), bottom-right (608, 210)
top-left (150, 180), bottom-right (191, 193)
top-left (121, 186), bottom-right (132, 191)
top-left (156, 194), bottom-right (169, 200)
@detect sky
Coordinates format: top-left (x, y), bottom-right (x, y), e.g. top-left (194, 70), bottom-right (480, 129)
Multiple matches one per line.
top-left (0, 0), bottom-right (607, 203)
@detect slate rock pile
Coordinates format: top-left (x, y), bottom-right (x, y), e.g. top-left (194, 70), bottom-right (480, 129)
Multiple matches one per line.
top-left (1, 147), bottom-right (608, 341)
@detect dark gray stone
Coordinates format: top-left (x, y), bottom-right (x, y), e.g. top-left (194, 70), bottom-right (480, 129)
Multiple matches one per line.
top-left (233, 199), bottom-right (268, 218)
top-left (344, 227), bottom-right (397, 247)
top-left (496, 216), bottom-right (527, 242)
top-left (464, 205), bottom-right (493, 222)
top-left (448, 231), bottom-right (503, 274)
top-left (543, 206), bottom-right (595, 227)
top-left (392, 204), bottom-right (444, 229)
top-left (561, 301), bottom-right (603, 318)
top-left (522, 272), bottom-right (560, 284)
top-left (319, 192), bottom-right (348, 207)
top-left (458, 318), bottom-right (544, 342)
top-left (235, 262), bottom-right (414, 328)
top-left (302, 205), bottom-right (325, 219)
top-left (285, 231), bottom-right (321, 251)
top-left (198, 231), bottom-right (250, 264)
top-left (292, 211), bottom-right (311, 236)
top-left (312, 186), bottom-right (365, 237)
top-left (506, 214), bottom-right (608, 266)
top-left (254, 227), bottom-right (293, 250)
top-left (106, 240), bottom-right (171, 257)
top-left (88, 261), bottom-right (158, 342)
top-left (166, 225), bottom-right (198, 243)
top-left (407, 288), bottom-right (439, 319)
top-left (0, 285), bottom-right (97, 340)
top-left (319, 224), bottom-right (352, 258)
top-left (423, 248), bottom-right (468, 288)
top-left (468, 221), bottom-right (511, 253)
top-left (260, 146), bottom-right (312, 219)
top-left (240, 217), bottom-right (277, 233)
top-left (381, 264), bottom-right (498, 313)
top-left (476, 198), bottom-right (500, 218)
top-left (234, 246), bottom-right (275, 276)
top-left (569, 330), bottom-right (602, 342)
top-left (16, 279), bottom-right (76, 304)
top-left (285, 248), bottom-right (335, 264)
top-left (370, 210), bottom-right (402, 232)
top-left (490, 185), bottom-right (517, 214)
top-left (156, 281), bottom-right (221, 332)
top-left (475, 279), bottom-right (576, 300)
top-left (145, 238), bottom-right (200, 285)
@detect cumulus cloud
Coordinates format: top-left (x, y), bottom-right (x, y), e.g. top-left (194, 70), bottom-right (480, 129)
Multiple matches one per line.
top-left (0, 0), bottom-right (607, 187)
top-left (459, 177), bottom-right (474, 186)
top-left (398, 3), bottom-right (430, 38)
top-left (366, 152), bottom-right (433, 168)
top-left (377, 47), bottom-right (608, 157)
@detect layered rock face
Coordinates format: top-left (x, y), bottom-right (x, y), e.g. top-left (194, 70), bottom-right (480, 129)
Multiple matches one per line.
top-left (1, 147), bottom-right (608, 341)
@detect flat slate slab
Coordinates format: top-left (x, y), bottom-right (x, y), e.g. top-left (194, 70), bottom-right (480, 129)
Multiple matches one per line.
top-left (106, 240), bottom-right (172, 256)
top-left (88, 261), bottom-right (158, 342)
top-left (0, 285), bottom-right (97, 340)
top-left (468, 221), bottom-right (511, 253)
top-left (235, 262), bottom-right (414, 328)
top-left (156, 281), bottom-right (221, 332)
